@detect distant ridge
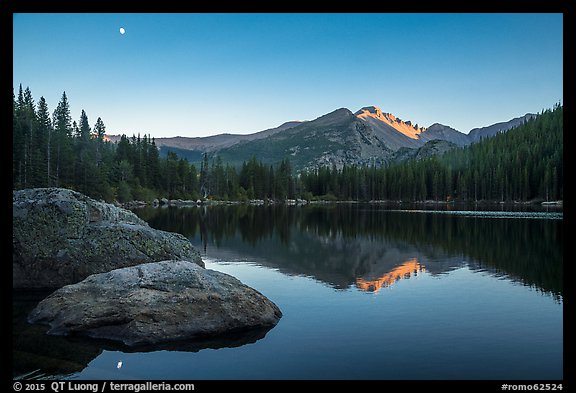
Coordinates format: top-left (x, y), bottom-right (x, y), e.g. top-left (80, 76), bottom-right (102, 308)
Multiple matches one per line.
top-left (105, 106), bottom-right (536, 170)
top-left (467, 114), bottom-right (536, 143)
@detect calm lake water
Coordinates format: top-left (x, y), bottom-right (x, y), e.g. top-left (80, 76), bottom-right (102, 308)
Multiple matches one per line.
top-left (13, 204), bottom-right (563, 380)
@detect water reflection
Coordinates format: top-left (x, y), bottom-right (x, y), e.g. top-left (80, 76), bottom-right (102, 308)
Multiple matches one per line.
top-left (15, 204), bottom-right (563, 379)
top-left (135, 204), bottom-right (562, 299)
top-left (13, 290), bottom-right (276, 378)
top-left (355, 258), bottom-right (424, 293)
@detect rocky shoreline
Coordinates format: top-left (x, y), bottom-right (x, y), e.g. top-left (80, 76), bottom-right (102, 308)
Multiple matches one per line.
top-left (28, 260), bottom-right (282, 346)
top-left (120, 197), bottom-right (563, 210)
top-left (13, 188), bottom-right (282, 346)
top-left (13, 188), bottom-right (204, 289)
top-left (120, 197), bottom-right (311, 209)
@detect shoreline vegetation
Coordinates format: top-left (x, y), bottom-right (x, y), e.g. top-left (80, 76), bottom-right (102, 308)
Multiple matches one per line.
top-left (13, 86), bottom-right (562, 208)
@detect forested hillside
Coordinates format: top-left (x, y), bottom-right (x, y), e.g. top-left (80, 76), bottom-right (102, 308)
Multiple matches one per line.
top-left (301, 103), bottom-right (563, 202)
top-left (12, 86), bottom-right (295, 202)
top-left (13, 85), bottom-right (562, 203)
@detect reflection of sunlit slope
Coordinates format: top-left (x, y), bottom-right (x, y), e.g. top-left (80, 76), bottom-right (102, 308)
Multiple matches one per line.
top-left (355, 258), bottom-right (424, 293)
top-left (135, 204), bottom-right (563, 298)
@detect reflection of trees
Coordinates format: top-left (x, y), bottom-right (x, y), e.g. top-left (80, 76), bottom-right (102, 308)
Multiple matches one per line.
top-left (304, 206), bottom-right (562, 298)
top-left (138, 205), bottom-right (294, 247)
top-left (133, 205), bottom-right (562, 298)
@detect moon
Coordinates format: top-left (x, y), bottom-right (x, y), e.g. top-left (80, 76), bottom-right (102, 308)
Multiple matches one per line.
top-left (119, 27), bottom-right (125, 35)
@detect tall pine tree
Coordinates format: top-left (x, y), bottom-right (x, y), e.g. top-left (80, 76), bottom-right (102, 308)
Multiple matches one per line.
top-left (52, 92), bottom-right (73, 186)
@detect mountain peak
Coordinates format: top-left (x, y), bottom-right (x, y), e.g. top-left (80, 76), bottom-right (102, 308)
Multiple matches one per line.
top-left (466, 113), bottom-right (537, 143)
top-left (355, 106), bottom-right (425, 140)
top-left (420, 123), bottom-right (469, 147)
top-left (355, 106), bottom-right (383, 116)
top-left (427, 123), bottom-right (449, 130)
top-left (314, 107), bottom-right (354, 122)
top-left (333, 107), bottom-right (354, 116)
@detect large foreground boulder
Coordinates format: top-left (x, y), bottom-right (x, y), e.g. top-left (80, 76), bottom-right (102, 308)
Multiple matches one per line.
top-left (28, 260), bottom-right (282, 346)
top-left (13, 188), bottom-right (204, 289)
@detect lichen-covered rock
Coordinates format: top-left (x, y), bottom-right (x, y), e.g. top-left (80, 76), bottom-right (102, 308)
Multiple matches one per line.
top-left (13, 188), bottom-right (204, 289)
top-left (28, 260), bottom-right (282, 346)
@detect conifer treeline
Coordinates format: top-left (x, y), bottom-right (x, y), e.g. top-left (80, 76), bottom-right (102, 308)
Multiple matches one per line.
top-left (12, 86), bottom-right (296, 202)
top-left (301, 103), bottom-right (563, 202)
top-left (13, 85), bottom-right (563, 203)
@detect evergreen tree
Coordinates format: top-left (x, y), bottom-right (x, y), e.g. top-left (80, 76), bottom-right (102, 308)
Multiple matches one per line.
top-left (199, 153), bottom-right (210, 198)
top-left (75, 110), bottom-right (95, 193)
top-left (13, 85), bottom-right (562, 205)
top-left (79, 110), bottom-right (90, 141)
top-left (52, 91), bottom-right (73, 186)
top-left (13, 85), bottom-right (38, 188)
top-left (93, 117), bottom-right (106, 140)
top-left (147, 138), bottom-right (161, 189)
top-left (35, 96), bottom-right (52, 186)
top-left (93, 117), bottom-right (106, 168)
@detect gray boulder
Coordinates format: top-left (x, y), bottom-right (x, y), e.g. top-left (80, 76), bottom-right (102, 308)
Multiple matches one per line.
top-left (28, 260), bottom-right (282, 346)
top-left (13, 188), bottom-right (204, 289)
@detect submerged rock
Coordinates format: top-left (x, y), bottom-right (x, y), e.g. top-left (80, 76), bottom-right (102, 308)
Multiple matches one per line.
top-left (28, 260), bottom-right (282, 346)
top-left (13, 188), bottom-right (204, 289)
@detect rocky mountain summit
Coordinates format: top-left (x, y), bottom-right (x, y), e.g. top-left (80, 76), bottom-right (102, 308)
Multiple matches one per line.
top-left (105, 106), bottom-right (536, 171)
top-left (355, 106), bottom-right (426, 146)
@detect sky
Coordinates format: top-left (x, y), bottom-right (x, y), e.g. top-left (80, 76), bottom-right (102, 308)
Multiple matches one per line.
top-left (13, 13), bottom-right (563, 138)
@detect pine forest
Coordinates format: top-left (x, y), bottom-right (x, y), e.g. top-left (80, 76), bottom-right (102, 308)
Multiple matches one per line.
top-left (13, 85), bottom-right (563, 204)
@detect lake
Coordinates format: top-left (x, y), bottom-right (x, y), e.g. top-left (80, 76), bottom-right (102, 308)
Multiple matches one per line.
top-left (13, 203), bottom-right (563, 380)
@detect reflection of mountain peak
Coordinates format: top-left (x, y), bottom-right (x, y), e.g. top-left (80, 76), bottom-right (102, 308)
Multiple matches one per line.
top-left (135, 204), bottom-right (563, 298)
top-left (355, 258), bottom-right (424, 293)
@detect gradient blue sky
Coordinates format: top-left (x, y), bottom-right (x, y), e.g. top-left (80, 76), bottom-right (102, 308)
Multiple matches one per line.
top-left (13, 13), bottom-right (563, 138)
